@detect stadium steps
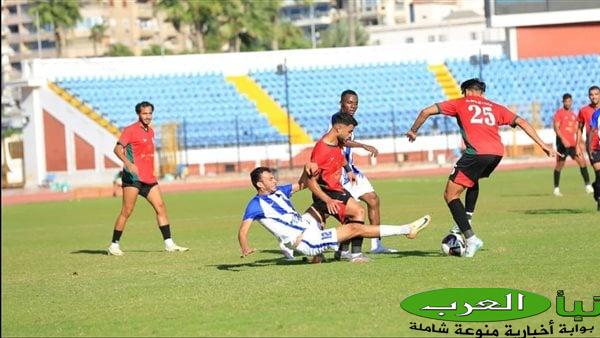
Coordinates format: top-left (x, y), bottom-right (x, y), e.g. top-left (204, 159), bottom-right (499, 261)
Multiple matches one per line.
top-left (47, 82), bottom-right (120, 136)
top-left (428, 64), bottom-right (461, 99)
top-left (225, 75), bottom-right (313, 145)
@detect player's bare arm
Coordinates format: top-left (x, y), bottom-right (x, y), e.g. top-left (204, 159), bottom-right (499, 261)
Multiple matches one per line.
top-left (292, 163), bottom-right (318, 193)
top-left (553, 119), bottom-right (568, 147)
top-left (344, 139), bottom-right (379, 157)
top-left (575, 122), bottom-right (585, 157)
top-left (305, 169), bottom-right (339, 215)
top-left (238, 219), bottom-right (256, 258)
top-left (515, 117), bottom-right (558, 158)
top-left (407, 105), bottom-right (440, 142)
top-left (114, 143), bottom-right (138, 176)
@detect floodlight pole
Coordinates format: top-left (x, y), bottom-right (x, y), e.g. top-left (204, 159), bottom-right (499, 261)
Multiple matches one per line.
top-left (478, 49), bottom-right (483, 81)
top-left (278, 59), bottom-right (293, 169)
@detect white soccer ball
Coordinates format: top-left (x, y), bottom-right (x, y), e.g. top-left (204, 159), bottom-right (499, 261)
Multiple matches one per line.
top-left (441, 233), bottom-right (466, 257)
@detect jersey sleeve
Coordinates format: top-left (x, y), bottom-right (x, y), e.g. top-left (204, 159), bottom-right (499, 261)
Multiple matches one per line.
top-left (497, 105), bottom-right (518, 126)
top-left (436, 99), bottom-right (459, 117)
top-left (242, 198), bottom-right (263, 221)
top-left (117, 127), bottom-right (132, 146)
top-left (278, 184), bottom-right (293, 198)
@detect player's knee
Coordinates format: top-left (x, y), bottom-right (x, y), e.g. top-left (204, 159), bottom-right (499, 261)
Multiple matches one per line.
top-left (364, 193), bottom-right (379, 208)
top-left (121, 206), bottom-right (134, 218)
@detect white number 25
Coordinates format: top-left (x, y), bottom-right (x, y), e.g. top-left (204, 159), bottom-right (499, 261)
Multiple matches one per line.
top-left (469, 104), bottom-right (496, 126)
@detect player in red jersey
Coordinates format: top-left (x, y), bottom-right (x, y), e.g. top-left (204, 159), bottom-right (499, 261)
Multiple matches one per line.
top-left (587, 108), bottom-right (600, 211)
top-left (407, 78), bottom-right (556, 258)
top-left (552, 93), bottom-right (593, 196)
top-left (576, 85), bottom-right (600, 190)
top-left (306, 113), bottom-right (373, 262)
top-left (107, 101), bottom-right (188, 256)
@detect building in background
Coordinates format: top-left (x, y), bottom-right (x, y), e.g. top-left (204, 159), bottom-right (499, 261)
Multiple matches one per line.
top-left (1, 0), bottom-right (189, 74)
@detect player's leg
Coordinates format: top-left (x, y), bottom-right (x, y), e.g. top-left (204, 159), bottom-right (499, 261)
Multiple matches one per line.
top-left (573, 150), bottom-right (593, 193)
top-left (553, 154), bottom-right (566, 196)
top-left (145, 184), bottom-right (189, 252)
top-left (341, 197), bottom-right (368, 261)
top-left (444, 179), bottom-right (482, 258)
top-left (108, 186), bottom-right (139, 255)
top-left (592, 154), bottom-right (600, 211)
top-left (334, 215), bottom-right (431, 243)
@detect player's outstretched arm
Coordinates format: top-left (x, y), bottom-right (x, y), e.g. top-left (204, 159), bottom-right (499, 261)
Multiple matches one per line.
top-left (407, 105), bottom-right (440, 142)
top-left (292, 163), bottom-right (318, 193)
top-left (515, 117), bottom-right (558, 158)
top-left (343, 140), bottom-right (379, 157)
top-left (238, 219), bottom-right (256, 258)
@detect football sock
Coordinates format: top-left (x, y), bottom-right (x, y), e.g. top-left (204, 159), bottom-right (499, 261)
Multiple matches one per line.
top-left (349, 220), bottom-right (364, 254)
top-left (379, 225), bottom-right (411, 236)
top-left (553, 170), bottom-right (561, 188)
top-left (111, 230), bottom-right (123, 244)
top-left (580, 167), bottom-right (590, 185)
top-left (338, 240), bottom-right (350, 252)
top-left (159, 224), bottom-right (171, 240)
top-left (448, 199), bottom-right (474, 239)
top-left (465, 183), bottom-right (479, 213)
top-left (594, 171), bottom-right (600, 200)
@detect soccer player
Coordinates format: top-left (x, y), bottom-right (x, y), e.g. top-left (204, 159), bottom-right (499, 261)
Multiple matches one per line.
top-left (587, 108), bottom-right (600, 211)
top-left (307, 112), bottom-right (372, 262)
top-left (107, 101), bottom-right (188, 256)
top-left (576, 85), bottom-right (600, 185)
top-left (552, 93), bottom-right (593, 196)
top-left (238, 166), bottom-right (430, 260)
top-left (334, 90), bottom-right (397, 254)
top-left (406, 78), bottom-right (556, 258)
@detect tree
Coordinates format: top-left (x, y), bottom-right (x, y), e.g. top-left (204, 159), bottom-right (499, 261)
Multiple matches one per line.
top-left (142, 44), bottom-right (173, 56)
top-left (219, 0), bottom-right (280, 53)
top-left (89, 23), bottom-right (108, 56)
top-left (157, 0), bottom-right (222, 53)
top-left (29, 0), bottom-right (82, 58)
top-left (105, 43), bottom-right (134, 57)
top-left (318, 19), bottom-right (369, 48)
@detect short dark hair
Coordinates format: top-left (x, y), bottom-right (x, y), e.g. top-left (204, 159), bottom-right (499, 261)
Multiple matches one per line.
top-left (340, 89), bottom-right (358, 101)
top-left (589, 85), bottom-right (600, 94)
top-left (562, 93), bottom-right (572, 100)
top-left (250, 167), bottom-right (271, 190)
top-left (460, 78), bottom-right (486, 94)
top-left (135, 101), bottom-right (154, 114)
top-left (331, 112), bottom-right (358, 127)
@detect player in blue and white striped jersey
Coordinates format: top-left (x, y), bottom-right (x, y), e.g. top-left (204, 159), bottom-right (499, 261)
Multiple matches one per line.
top-left (238, 165), bottom-right (431, 260)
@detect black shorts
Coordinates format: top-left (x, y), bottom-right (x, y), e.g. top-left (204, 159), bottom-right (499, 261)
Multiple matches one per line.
top-left (310, 188), bottom-right (352, 223)
top-left (122, 179), bottom-right (158, 198)
top-left (591, 150), bottom-right (600, 165)
top-left (449, 154), bottom-right (502, 188)
top-left (556, 137), bottom-right (577, 160)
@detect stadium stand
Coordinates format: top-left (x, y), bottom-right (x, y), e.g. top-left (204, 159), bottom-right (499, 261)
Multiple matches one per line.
top-left (251, 61), bottom-right (448, 139)
top-left (55, 73), bottom-right (288, 148)
top-left (446, 54), bottom-right (600, 127)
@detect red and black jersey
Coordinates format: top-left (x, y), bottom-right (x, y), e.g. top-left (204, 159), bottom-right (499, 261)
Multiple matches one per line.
top-left (118, 122), bottom-right (156, 184)
top-left (310, 138), bottom-right (345, 192)
top-left (553, 108), bottom-right (578, 146)
top-left (437, 96), bottom-right (517, 156)
top-left (578, 104), bottom-right (597, 134)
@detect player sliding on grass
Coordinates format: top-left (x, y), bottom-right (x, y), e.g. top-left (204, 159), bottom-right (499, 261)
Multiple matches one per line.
top-left (407, 78), bottom-right (557, 258)
top-left (238, 166), bottom-right (430, 260)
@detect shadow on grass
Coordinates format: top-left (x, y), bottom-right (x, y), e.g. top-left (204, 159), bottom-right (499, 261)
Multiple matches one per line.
top-left (70, 249), bottom-right (163, 255)
top-left (394, 250), bottom-right (444, 258)
top-left (500, 193), bottom-right (548, 197)
top-left (211, 257), bottom-right (314, 272)
top-left (516, 208), bottom-right (588, 215)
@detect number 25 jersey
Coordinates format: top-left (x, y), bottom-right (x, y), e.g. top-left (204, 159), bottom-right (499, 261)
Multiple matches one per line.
top-left (436, 96), bottom-right (517, 156)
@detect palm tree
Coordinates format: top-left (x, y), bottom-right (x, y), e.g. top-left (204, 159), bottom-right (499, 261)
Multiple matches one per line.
top-left (89, 23), bottom-right (107, 56)
top-left (29, 0), bottom-right (81, 58)
top-left (157, 0), bottom-right (222, 53)
top-left (318, 19), bottom-right (369, 48)
top-left (105, 43), bottom-right (134, 57)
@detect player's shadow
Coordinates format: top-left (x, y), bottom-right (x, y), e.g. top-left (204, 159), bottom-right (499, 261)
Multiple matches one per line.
top-left (393, 250), bottom-right (444, 258)
top-left (500, 193), bottom-right (548, 197)
top-left (70, 249), bottom-right (163, 255)
top-left (210, 257), bottom-right (308, 272)
top-left (516, 208), bottom-right (588, 215)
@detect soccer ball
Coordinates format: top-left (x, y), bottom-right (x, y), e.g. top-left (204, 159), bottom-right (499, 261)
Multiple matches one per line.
top-left (441, 233), bottom-right (466, 257)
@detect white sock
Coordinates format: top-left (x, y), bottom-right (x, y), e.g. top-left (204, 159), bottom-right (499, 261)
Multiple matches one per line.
top-left (371, 238), bottom-right (381, 249)
top-left (164, 238), bottom-right (174, 247)
top-left (466, 235), bottom-right (480, 245)
top-left (379, 225), bottom-right (411, 236)
top-left (110, 242), bottom-right (120, 248)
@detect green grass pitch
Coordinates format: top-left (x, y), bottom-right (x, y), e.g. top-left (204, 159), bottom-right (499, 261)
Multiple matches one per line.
top-left (2, 168), bottom-right (599, 336)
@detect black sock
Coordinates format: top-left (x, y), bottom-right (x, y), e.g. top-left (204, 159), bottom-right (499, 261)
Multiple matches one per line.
top-left (159, 224), bottom-right (171, 240)
top-left (348, 220), bottom-right (364, 254)
top-left (554, 170), bottom-right (561, 188)
top-left (594, 170), bottom-right (600, 200)
top-left (111, 230), bottom-right (122, 243)
top-left (339, 240), bottom-right (350, 252)
top-left (447, 199), bottom-right (474, 239)
top-left (580, 167), bottom-right (590, 185)
top-left (465, 183), bottom-right (479, 214)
